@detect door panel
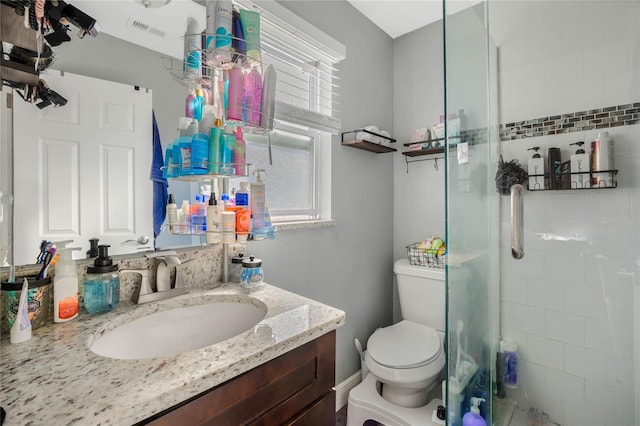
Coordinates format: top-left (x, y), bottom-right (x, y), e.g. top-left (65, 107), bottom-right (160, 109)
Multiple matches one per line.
top-left (13, 70), bottom-right (153, 263)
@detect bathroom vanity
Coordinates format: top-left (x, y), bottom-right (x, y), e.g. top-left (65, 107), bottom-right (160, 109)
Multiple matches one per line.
top-left (0, 283), bottom-right (345, 425)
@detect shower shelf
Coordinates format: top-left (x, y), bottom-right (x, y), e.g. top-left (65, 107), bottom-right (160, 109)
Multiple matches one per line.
top-left (526, 170), bottom-right (618, 191)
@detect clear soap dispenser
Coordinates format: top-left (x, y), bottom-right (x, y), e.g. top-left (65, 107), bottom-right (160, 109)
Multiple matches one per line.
top-left (83, 245), bottom-right (120, 314)
top-left (527, 147), bottom-right (545, 190)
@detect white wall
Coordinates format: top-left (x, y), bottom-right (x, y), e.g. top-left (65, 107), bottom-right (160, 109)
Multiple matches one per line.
top-left (492, 2), bottom-right (640, 425)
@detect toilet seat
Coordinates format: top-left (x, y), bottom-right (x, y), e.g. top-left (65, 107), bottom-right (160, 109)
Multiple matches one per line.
top-left (367, 320), bottom-right (441, 369)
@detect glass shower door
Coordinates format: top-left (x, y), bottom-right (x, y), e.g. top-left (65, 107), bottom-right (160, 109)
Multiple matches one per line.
top-left (445, 1), bottom-right (640, 425)
top-left (444, 1), bottom-right (500, 425)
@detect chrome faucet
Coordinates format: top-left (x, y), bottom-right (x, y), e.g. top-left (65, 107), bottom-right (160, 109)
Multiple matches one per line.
top-left (120, 251), bottom-right (191, 304)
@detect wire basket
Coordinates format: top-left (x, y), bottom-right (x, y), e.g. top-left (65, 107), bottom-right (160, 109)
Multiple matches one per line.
top-left (406, 242), bottom-right (446, 268)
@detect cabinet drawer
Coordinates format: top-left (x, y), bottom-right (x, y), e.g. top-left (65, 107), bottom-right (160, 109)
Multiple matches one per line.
top-left (143, 331), bottom-right (335, 426)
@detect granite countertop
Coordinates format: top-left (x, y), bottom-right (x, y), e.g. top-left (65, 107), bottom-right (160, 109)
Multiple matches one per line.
top-left (0, 283), bottom-right (346, 426)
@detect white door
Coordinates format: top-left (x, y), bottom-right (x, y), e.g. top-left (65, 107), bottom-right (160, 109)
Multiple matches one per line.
top-left (13, 70), bottom-right (153, 264)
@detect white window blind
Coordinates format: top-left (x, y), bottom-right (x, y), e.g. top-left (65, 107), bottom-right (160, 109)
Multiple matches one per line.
top-left (235, 0), bottom-right (345, 134)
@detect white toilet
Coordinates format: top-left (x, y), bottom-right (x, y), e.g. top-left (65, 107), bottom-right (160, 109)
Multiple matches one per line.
top-left (347, 259), bottom-right (446, 426)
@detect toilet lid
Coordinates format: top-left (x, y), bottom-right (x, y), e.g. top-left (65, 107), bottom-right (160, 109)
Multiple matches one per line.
top-left (367, 321), bottom-right (441, 369)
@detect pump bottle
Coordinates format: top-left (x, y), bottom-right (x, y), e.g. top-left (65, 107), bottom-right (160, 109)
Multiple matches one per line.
top-left (527, 147), bottom-right (545, 190)
top-left (570, 141), bottom-right (590, 189)
top-left (206, 193), bottom-right (222, 244)
top-left (462, 397), bottom-right (487, 426)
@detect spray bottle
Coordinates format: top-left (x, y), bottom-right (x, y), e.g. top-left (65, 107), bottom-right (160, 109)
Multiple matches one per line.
top-left (53, 242), bottom-right (81, 322)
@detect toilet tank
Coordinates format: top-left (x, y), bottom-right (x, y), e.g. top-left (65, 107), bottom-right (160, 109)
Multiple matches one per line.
top-left (394, 259), bottom-right (445, 332)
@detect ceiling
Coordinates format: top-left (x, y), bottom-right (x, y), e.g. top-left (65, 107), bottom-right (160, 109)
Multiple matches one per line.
top-left (72, 0), bottom-right (481, 60)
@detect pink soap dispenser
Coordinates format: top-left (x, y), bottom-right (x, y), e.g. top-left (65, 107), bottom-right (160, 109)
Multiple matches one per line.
top-left (462, 398), bottom-right (487, 426)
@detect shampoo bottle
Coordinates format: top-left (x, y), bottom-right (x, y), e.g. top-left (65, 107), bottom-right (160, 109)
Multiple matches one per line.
top-left (527, 147), bottom-right (545, 190)
top-left (54, 245), bottom-right (81, 322)
top-left (227, 63), bottom-right (244, 122)
top-left (209, 118), bottom-right (223, 174)
top-left (260, 64), bottom-right (277, 130)
top-left (244, 67), bottom-right (263, 126)
top-left (194, 88), bottom-right (205, 121)
top-left (185, 90), bottom-right (196, 118)
top-left (221, 125), bottom-right (236, 175)
top-left (591, 131), bottom-right (614, 187)
top-left (570, 141), bottom-right (590, 189)
top-left (462, 398), bottom-right (487, 426)
top-left (231, 9), bottom-right (246, 63)
top-left (234, 126), bottom-right (246, 175)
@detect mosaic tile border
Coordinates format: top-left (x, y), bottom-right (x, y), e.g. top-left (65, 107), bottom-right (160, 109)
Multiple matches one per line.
top-left (500, 102), bottom-right (640, 141)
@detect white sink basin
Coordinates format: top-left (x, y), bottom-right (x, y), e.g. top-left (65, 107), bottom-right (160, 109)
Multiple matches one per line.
top-left (89, 298), bottom-right (267, 360)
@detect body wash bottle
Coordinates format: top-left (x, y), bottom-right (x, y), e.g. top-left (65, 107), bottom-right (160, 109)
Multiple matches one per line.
top-left (244, 67), bottom-right (262, 126)
top-left (214, 0), bottom-right (233, 63)
top-left (227, 63), bottom-right (244, 122)
top-left (570, 141), bottom-right (590, 189)
top-left (527, 147), bottom-right (545, 190)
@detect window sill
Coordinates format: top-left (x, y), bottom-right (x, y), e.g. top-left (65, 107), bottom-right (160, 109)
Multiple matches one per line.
top-left (274, 219), bottom-right (336, 232)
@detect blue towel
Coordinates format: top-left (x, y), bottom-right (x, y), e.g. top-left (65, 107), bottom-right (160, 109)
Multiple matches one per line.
top-left (151, 111), bottom-right (168, 238)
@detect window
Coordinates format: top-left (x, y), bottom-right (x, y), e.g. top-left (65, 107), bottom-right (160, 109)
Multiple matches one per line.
top-left (232, 0), bottom-right (344, 223)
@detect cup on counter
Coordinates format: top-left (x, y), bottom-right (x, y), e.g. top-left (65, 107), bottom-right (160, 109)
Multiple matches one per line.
top-left (1, 276), bottom-right (52, 332)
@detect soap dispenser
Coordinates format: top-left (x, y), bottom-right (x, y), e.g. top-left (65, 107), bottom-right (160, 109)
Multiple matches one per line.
top-left (570, 141), bottom-right (590, 189)
top-left (462, 397), bottom-right (487, 426)
top-left (527, 147), bottom-right (545, 190)
top-left (53, 244), bottom-right (81, 322)
top-left (84, 245), bottom-right (120, 314)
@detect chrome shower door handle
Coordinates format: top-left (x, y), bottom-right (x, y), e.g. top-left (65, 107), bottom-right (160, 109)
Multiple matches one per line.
top-left (511, 184), bottom-right (525, 259)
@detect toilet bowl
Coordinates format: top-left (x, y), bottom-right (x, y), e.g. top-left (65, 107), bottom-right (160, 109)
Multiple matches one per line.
top-left (365, 320), bottom-right (445, 407)
top-left (347, 259), bottom-right (446, 426)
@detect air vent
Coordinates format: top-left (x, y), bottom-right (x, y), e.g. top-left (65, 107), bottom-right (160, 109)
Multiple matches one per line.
top-left (126, 18), bottom-right (166, 38)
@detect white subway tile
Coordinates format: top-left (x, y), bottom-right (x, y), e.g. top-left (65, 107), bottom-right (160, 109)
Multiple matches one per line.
top-left (503, 302), bottom-right (546, 337)
top-left (585, 318), bottom-right (634, 356)
top-left (584, 40), bottom-right (629, 78)
top-left (605, 223), bottom-right (640, 259)
top-left (504, 248), bottom-right (546, 280)
top-left (585, 380), bottom-right (635, 426)
top-left (545, 192), bottom-right (586, 223)
top-left (585, 191), bottom-right (632, 225)
top-left (564, 402), bottom-right (606, 426)
top-left (528, 278), bottom-right (565, 312)
top-left (584, 254), bottom-right (634, 294)
top-left (545, 369), bottom-right (585, 407)
top-left (528, 334), bottom-right (564, 371)
top-left (546, 311), bottom-right (585, 346)
top-left (606, 353), bottom-right (634, 391)
top-left (501, 270), bottom-right (528, 304)
top-left (564, 344), bottom-right (606, 383)
top-left (546, 252), bottom-right (585, 285)
top-left (565, 285), bottom-right (606, 319)
top-left (605, 71), bottom-right (635, 107)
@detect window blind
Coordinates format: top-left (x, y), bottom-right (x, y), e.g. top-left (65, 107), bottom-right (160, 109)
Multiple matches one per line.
top-left (234, 0), bottom-right (345, 134)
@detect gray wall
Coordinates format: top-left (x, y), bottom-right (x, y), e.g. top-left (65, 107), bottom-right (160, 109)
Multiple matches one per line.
top-left (250, 0), bottom-right (395, 382)
top-left (52, 1), bottom-right (395, 384)
top-left (392, 23), bottom-right (445, 267)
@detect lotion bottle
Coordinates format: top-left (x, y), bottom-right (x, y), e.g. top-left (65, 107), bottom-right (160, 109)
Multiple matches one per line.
top-left (462, 398), bottom-right (487, 426)
top-left (166, 194), bottom-right (178, 233)
top-left (570, 141), bottom-right (590, 189)
top-left (54, 245), bottom-right (81, 323)
top-left (206, 193), bottom-right (222, 244)
top-left (527, 147), bottom-right (545, 190)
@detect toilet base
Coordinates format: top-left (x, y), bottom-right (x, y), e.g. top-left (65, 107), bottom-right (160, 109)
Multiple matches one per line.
top-left (347, 374), bottom-right (443, 426)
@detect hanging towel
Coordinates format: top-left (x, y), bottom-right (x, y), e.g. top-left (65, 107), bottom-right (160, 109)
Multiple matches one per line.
top-left (151, 111), bottom-right (168, 238)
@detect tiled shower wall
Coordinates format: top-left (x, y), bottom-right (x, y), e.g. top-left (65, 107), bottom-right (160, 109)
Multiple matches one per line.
top-left (491, 1), bottom-right (639, 425)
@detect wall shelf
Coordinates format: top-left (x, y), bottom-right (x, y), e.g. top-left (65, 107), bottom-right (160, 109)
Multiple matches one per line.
top-left (401, 141), bottom-right (446, 172)
top-left (527, 170), bottom-right (618, 191)
top-left (341, 129), bottom-right (396, 153)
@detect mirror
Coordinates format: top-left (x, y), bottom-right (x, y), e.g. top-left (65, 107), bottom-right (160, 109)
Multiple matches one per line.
top-left (1, 6), bottom-right (207, 266)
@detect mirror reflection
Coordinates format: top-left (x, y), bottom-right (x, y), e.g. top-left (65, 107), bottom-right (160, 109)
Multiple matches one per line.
top-left (3, 25), bottom-right (202, 265)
